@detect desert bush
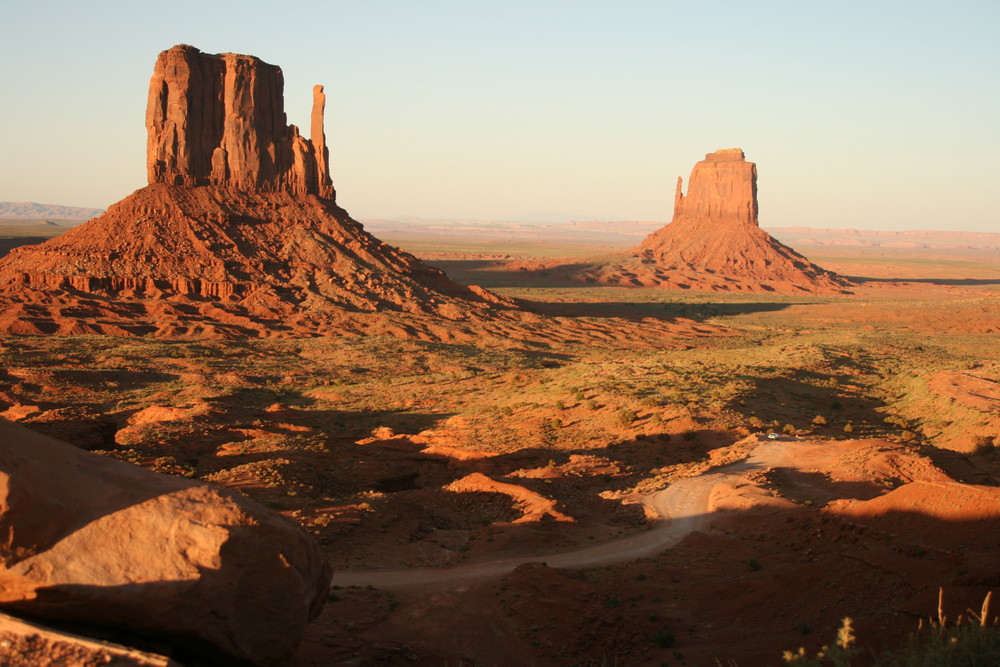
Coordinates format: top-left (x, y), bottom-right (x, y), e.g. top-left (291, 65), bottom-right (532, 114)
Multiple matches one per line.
top-left (785, 591), bottom-right (1000, 666)
top-left (884, 414), bottom-right (909, 429)
top-left (812, 415), bottom-right (828, 426)
top-left (843, 423), bottom-right (854, 434)
top-left (749, 416), bottom-right (765, 429)
top-left (784, 616), bottom-right (858, 666)
top-left (653, 629), bottom-right (675, 648)
top-left (616, 409), bottom-right (638, 427)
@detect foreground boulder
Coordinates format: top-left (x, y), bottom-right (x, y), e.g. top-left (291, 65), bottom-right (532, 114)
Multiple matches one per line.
top-left (0, 418), bottom-right (331, 665)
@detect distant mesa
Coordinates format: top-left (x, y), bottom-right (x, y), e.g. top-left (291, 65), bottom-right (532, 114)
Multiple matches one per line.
top-left (0, 45), bottom-right (518, 339)
top-left (0, 202), bottom-right (104, 221)
top-left (524, 149), bottom-right (852, 293)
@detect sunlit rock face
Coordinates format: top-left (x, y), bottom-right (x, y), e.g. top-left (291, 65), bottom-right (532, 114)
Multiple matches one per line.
top-left (146, 44), bottom-right (334, 199)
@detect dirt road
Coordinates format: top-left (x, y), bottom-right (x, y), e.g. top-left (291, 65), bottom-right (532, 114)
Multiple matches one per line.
top-left (331, 437), bottom-right (792, 590)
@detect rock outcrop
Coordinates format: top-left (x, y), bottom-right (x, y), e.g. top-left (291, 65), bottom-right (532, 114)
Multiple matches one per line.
top-left (521, 149), bottom-right (851, 293)
top-left (0, 418), bottom-right (331, 665)
top-left (0, 45), bottom-right (521, 339)
top-left (146, 45), bottom-right (334, 198)
top-left (0, 611), bottom-right (180, 667)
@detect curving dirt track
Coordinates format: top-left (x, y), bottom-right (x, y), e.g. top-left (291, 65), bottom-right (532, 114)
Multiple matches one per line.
top-left (331, 437), bottom-right (796, 590)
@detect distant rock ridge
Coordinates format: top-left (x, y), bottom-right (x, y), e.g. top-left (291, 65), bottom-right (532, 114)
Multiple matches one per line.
top-left (0, 202), bottom-right (104, 221)
top-left (147, 44), bottom-right (334, 198)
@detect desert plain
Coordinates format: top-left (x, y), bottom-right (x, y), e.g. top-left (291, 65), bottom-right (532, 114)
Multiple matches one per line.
top-left (1, 213), bottom-right (999, 666)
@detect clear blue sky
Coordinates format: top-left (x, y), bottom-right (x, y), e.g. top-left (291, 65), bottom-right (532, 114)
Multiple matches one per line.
top-left (2, 0), bottom-right (998, 231)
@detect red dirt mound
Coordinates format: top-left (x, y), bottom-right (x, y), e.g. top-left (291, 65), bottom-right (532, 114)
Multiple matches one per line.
top-left (0, 183), bottom-right (514, 337)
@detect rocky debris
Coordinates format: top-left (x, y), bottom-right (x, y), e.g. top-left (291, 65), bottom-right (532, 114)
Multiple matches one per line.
top-left (0, 418), bottom-right (331, 665)
top-left (0, 611), bottom-right (179, 667)
top-left (147, 45), bottom-right (333, 199)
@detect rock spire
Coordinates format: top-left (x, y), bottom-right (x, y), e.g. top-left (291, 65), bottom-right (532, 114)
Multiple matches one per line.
top-left (146, 44), bottom-right (334, 198)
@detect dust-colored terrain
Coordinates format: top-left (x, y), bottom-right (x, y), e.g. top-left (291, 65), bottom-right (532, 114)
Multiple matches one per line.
top-left (2, 222), bottom-right (999, 664)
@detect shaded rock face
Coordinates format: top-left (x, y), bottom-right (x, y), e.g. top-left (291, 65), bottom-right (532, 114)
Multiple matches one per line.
top-left (147, 44), bottom-right (333, 199)
top-left (0, 418), bottom-right (331, 665)
top-left (0, 45), bottom-right (519, 339)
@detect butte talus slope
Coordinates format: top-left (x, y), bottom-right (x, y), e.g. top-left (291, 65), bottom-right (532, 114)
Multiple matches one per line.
top-left (0, 45), bottom-right (515, 339)
top-left (545, 149), bottom-right (852, 293)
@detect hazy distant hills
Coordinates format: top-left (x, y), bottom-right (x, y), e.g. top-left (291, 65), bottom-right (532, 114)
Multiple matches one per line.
top-left (0, 202), bottom-right (104, 222)
top-left (767, 227), bottom-right (1000, 251)
top-left (364, 218), bottom-right (1000, 251)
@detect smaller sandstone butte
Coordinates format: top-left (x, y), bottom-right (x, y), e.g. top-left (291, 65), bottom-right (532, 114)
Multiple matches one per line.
top-left (522, 149), bottom-right (851, 293)
top-left (633, 149), bottom-right (850, 291)
top-left (146, 45), bottom-right (334, 198)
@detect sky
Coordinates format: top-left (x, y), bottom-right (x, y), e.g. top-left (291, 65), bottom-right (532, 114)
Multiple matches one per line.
top-left (1, 0), bottom-right (998, 231)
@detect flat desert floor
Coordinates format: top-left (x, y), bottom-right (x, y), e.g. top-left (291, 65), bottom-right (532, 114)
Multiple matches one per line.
top-left (2, 224), bottom-right (999, 665)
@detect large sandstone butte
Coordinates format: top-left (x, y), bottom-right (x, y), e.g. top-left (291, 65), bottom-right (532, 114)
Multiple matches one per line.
top-left (0, 45), bottom-right (515, 339)
top-left (525, 149), bottom-right (851, 293)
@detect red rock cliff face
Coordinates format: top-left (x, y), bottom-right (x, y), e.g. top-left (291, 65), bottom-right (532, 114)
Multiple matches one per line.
top-left (146, 44), bottom-right (334, 199)
top-left (671, 148), bottom-right (758, 227)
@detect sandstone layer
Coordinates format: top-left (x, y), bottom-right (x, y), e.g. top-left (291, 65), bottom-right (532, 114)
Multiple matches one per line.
top-left (0, 418), bottom-right (331, 665)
